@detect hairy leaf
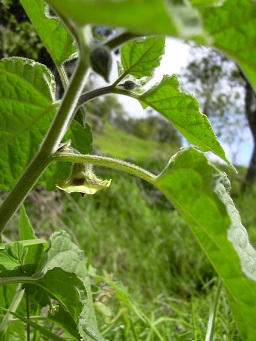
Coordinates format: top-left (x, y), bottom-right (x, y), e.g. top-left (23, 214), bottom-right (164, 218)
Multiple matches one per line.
top-left (0, 58), bottom-right (93, 191)
top-left (121, 37), bottom-right (165, 79)
top-left (202, 0), bottom-right (256, 90)
top-left (20, 0), bottom-right (77, 66)
top-left (0, 231), bottom-right (102, 340)
top-left (155, 147), bottom-right (256, 340)
top-left (37, 231), bottom-right (103, 340)
top-left (140, 75), bottom-right (232, 167)
top-left (0, 57), bottom-right (57, 191)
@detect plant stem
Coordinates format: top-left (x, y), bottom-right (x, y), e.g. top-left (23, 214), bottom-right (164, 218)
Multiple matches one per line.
top-left (26, 294), bottom-right (30, 341)
top-left (59, 64), bottom-right (69, 89)
top-left (52, 153), bottom-right (156, 184)
top-left (0, 31), bottom-right (90, 232)
top-left (77, 85), bottom-right (140, 109)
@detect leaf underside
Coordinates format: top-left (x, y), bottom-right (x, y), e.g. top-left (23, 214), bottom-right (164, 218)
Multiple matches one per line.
top-left (155, 147), bottom-right (256, 341)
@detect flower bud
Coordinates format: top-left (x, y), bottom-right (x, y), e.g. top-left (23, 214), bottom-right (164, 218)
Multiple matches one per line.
top-left (90, 46), bottom-right (112, 82)
top-left (56, 163), bottom-right (111, 195)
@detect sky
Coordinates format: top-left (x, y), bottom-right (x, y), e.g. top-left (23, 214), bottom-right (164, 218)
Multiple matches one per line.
top-left (98, 37), bottom-right (253, 167)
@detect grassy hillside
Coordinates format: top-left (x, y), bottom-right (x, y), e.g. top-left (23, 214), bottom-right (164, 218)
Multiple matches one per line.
top-left (9, 123), bottom-right (254, 339)
top-left (93, 123), bottom-right (180, 170)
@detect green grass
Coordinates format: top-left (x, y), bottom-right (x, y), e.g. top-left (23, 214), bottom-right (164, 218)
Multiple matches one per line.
top-left (5, 126), bottom-right (251, 339)
top-left (25, 170), bottom-right (240, 340)
top-left (93, 123), bottom-right (180, 170)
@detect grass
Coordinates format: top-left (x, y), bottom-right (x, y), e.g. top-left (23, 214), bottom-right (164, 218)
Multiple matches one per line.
top-left (93, 123), bottom-right (180, 170)
top-left (4, 125), bottom-right (251, 339)
top-left (23, 170), bottom-right (241, 340)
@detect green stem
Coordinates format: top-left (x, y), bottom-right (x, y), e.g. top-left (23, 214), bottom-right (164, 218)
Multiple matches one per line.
top-left (59, 64), bottom-right (69, 89)
top-left (52, 153), bottom-right (156, 184)
top-left (77, 85), bottom-right (140, 109)
top-left (0, 30), bottom-right (90, 232)
top-left (26, 294), bottom-right (30, 341)
top-left (77, 85), bottom-right (114, 108)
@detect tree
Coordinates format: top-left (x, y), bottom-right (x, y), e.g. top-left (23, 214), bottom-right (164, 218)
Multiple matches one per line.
top-left (180, 46), bottom-right (256, 183)
top-left (239, 72), bottom-right (256, 183)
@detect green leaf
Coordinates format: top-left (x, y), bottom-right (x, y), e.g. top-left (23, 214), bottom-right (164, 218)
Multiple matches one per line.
top-left (0, 58), bottom-right (93, 191)
top-left (0, 57), bottom-right (57, 191)
top-left (121, 37), bottom-right (165, 79)
top-left (140, 75), bottom-right (232, 167)
top-left (0, 243), bottom-right (27, 271)
top-left (155, 146), bottom-right (256, 341)
top-left (44, 0), bottom-right (256, 91)
top-left (19, 206), bottom-right (45, 271)
top-left (0, 231), bottom-right (103, 340)
top-left (19, 206), bottom-right (36, 241)
top-left (20, 0), bottom-right (77, 67)
top-left (45, 0), bottom-right (207, 41)
top-left (48, 306), bottom-right (80, 340)
top-left (38, 268), bottom-right (84, 322)
top-left (201, 0), bottom-right (256, 90)
top-left (36, 231), bottom-right (103, 340)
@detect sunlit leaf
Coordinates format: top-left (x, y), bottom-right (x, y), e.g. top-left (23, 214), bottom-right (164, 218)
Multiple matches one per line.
top-left (155, 146), bottom-right (256, 340)
top-left (0, 58), bottom-right (93, 191)
top-left (20, 0), bottom-right (77, 67)
top-left (201, 0), bottom-right (256, 90)
top-left (121, 37), bottom-right (165, 79)
top-left (140, 75), bottom-right (232, 167)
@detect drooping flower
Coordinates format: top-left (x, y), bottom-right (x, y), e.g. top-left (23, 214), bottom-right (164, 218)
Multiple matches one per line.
top-left (56, 163), bottom-right (111, 195)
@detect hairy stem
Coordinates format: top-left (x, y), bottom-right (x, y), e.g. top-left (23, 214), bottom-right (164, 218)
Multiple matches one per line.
top-left (0, 32), bottom-right (90, 232)
top-left (77, 85), bottom-right (140, 109)
top-left (52, 153), bottom-right (156, 184)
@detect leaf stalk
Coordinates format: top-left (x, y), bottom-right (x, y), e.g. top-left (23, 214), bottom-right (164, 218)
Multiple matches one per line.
top-left (52, 153), bottom-right (156, 185)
